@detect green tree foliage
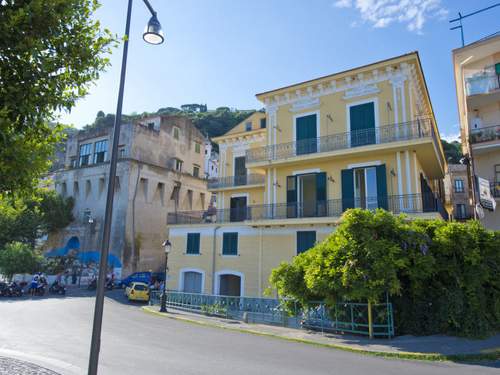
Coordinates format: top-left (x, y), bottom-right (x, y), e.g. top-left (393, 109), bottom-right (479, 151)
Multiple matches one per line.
top-left (441, 139), bottom-right (463, 164)
top-left (270, 209), bottom-right (500, 337)
top-left (0, 190), bottom-right (74, 250)
top-left (0, 242), bottom-right (42, 279)
top-left (0, 0), bottom-right (115, 194)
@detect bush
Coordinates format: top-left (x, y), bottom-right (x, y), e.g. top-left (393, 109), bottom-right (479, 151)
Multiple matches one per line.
top-left (270, 209), bottom-right (500, 338)
top-left (0, 242), bottom-right (42, 280)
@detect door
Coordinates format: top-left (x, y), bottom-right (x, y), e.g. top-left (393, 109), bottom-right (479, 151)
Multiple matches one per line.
top-left (219, 274), bottom-right (241, 296)
top-left (234, 156), bottom-right (247, 186)
top-left (296, 114), bottom-right (317, 155)
top-left (183, 271), bottom-right (202, 293)
top-left (350, 102), bottom-right (375, 147)
top-left (230, 196), bottom-right (247, 222)
top-left (298, 174), bottom-right (317, 217)
top-left (354, 167), bottom-right (378, 209)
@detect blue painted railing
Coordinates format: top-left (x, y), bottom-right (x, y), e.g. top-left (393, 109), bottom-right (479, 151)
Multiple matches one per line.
top-left (149, 291), bottom-right (394, 338)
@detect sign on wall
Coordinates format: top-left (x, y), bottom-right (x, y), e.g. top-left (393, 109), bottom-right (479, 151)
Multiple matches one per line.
top-left (477, 176), bottom-right (496, 212)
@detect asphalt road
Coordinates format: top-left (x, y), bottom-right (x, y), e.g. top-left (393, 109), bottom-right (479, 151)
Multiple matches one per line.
top-left (0, 291), bottom-right (497, 375)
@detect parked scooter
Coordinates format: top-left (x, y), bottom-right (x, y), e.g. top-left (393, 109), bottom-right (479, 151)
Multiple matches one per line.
top-left (49, 280), bottom-right (66, 295)
top-left (33, 283), bottom-right (46, 296)
top-left (0, 281), bottom-right (8, 297)
top-left (6, 281), bottom-right (23, 297)
top-left (105, 278), bottom-right (114, 291)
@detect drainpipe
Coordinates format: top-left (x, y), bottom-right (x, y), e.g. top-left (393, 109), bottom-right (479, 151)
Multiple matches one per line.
top-left (258, 227), bottom-right (263, 297)
top-left (211, 225), bottom-right (221, 294)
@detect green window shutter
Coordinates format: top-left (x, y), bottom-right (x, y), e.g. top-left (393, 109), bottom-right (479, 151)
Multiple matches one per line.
top-left (376, 164), bottom-right (388, 210)
top-left (349, 102), bottom-right (375, 146)
top-left (316, 172), bottom-right (327, 216)
top-left (296, 114), bottom-right (317, 155)
top-left (341, 169), bottom-right (354, 211)
top-left (495, 63), bottom-right (500, 75)
top-left (187, 233), bottom-right (200, 254)
top-left (296, 231), bottom-right (316, 255)
top-left (222, 232), bottom-right (238, 255)
top-left (287, 175), bottom-right (297, 218)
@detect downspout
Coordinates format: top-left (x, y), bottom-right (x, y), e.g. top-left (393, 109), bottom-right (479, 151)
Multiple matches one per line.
top-left (258, 227), bottom-right (263, 297)
top-left (211, 225), bottom-right (221, 294)
top-left (131, 164), bottom-right (142, 272)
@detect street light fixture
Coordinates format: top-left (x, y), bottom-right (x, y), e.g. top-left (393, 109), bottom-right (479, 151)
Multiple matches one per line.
top-left (160, 239), bottom-right (171, 313)
top-left (87, 1), bottom-right (163, 375)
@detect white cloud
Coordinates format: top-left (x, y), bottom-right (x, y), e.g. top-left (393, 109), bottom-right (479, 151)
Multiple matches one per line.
top-left (333, 0), bottom-right (448, 33)
top-left (442, 132), bottom-right (461, 143)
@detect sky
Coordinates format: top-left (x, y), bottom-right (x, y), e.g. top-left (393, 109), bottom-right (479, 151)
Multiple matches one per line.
top-left (59, 0), bottom-right (500, 141)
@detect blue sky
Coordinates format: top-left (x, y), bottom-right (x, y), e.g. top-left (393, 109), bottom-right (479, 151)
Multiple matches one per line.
top-left (59, 0), bottom-right (499, 140)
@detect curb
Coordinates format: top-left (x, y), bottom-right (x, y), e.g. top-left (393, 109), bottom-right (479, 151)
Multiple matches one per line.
top-left (141, 306), bottom-right (500, 363)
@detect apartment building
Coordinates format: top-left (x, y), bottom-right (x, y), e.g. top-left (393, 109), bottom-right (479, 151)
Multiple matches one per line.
top-left (166, 52), bottom-right (447, 298)
top-left (444, 164), bottom-right (472, 220)
top-left (44, 115), bottom-right (209, 277)
top-left (453, 33), bottom-right (500, 230)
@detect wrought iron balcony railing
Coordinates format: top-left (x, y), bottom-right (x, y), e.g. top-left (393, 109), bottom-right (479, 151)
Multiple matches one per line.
top-left (246, 118), bottom-right (435, 164)
top-left (470, 125), bottom-right (500, 144)
top-left (167, 193), bottom-right (442, 225)
top-left (466, 73), bottom-right (500, 96)
top-left (208, 174), bottom-right (265, 189)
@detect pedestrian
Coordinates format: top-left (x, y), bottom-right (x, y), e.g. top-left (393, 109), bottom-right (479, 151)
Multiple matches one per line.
top-left (30, 273), bottom-right (39, 296)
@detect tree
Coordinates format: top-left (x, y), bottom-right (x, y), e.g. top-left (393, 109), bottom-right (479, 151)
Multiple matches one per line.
top-left (0, 242), bottom-right (42, 280)
top-left (441, 139), bottom-right (463, 164)
top-left (0, 0), bottom-right (115, 194)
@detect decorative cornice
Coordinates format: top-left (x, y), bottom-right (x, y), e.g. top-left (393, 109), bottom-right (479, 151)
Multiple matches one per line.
top-left (289, 97), bottom-right (320, 112)
top-left (342, 83), bottom-right (380, 100)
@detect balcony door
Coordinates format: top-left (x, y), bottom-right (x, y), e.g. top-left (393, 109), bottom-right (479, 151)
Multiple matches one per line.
top-left (349, 102), bottom-right (375, 147)
top-left (287, 172), bottom-right (326, 218)
top-left (341, 164), bottom-right (387, 211)
top-left (234, 156), bottom-right (247, 186)
top-left (230, 196), bottom-right (247, 222)
top-left (296, 114), bottom-right (317, 155)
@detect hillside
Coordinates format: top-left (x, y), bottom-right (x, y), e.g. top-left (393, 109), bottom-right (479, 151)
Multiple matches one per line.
top-left (83, 105), bottom-right (258, 138)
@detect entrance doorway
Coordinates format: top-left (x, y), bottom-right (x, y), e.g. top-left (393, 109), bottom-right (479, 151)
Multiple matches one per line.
top-left (230, 196), bottom-right (247, 222)
top-left (219, 274), bottom-right (241, 296)
top-left (182, 271), bottom-right (203, 294)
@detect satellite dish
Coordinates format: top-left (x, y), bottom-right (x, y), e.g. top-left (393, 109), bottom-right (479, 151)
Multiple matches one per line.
top-left (475, 203), bottom-right (485, 219)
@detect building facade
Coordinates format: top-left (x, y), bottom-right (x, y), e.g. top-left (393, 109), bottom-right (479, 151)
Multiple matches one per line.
top-left (166, 52), bottom-right (447, 298)
top-left (453, 34), bottom-right (500, 230)
top-left (45, 115), bottom-right (209, 277)
top-left (443, 164), bottom-right (472, 220)
top-left (204, 138), bottom-right (219, 180)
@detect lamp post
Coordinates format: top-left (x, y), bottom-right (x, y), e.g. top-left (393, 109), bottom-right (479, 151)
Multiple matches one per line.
top-left (160, 239), bottom-right (171, 313)
top-left (87, 1), bottom-right (163, 374)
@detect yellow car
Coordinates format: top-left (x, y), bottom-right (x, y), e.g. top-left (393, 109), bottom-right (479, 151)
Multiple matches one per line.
top-left (125, 282), bottom-right (150, 302)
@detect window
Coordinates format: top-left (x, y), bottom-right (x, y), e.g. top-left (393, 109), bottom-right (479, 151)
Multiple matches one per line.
top-left (79, 143), bottom-right (92, 166)
top-left (222, 232), bottom-right (238, 255)
top-left (154, 182), bottom-right (165, 206)
top-left (186, 233), bottom-right (200, 255)
top-left (93, 140), bottom-right (108, 164)
top-left (200, 193), bottom-right (206, 209)
top-left (140, 178), bottom-right (148, 201)
top-left (245, 122), bottom-right (252, 131)
top-left (187, 189), bottom-right (193, 210)
top-left (193, 165), bottom-right (200, 178)
top-left (99, 178), bottom-right (105, 197)
top-left (85, 180), bottom-right (91, 199)
top-left (173, 127), bottom-right (180, 140)
top-left (147, 122), bottom-right (155, 131)
top-left (170, 182), bottom-right (180, 202)
top-left (297, 231), bottom-right (316, 255)
top-left (119, 147), bottom-right (126, 158)
top-left (61, 182), bottom-right (67, 197)
top-left (354, 167), bottom-right (378, 209)
top-left (260, 118), bottom-right (267, 129)
top-left (454, 179), bottom-right (464, 193)
top-left (70, 157), bottom-right (77, 168)
top-left (73, 181), bottom-right (79, 197)
top-left (175, 159), bottom-right (183, 172)
top-left (456, 204), bottom-right (467, 219)
top-left (495, 164), bottom-right (500, 182)
top-left (195, 142), bottom-right (201, 153)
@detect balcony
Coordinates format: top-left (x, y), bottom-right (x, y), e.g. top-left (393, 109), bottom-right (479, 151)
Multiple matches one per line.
top-left (466, 73), bottom-right (500, 96)
top-left (470, 125), bottom-right (500, 144)
top-left (167, 193), bottom-right (445, 225)
top-left (246, 119), bottom-right (437, 165)
top-left (207, 174), bottom-right (265, 190)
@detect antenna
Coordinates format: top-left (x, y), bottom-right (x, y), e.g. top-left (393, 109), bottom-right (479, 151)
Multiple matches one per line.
top-left (450, 3), bottom-right (500, 47)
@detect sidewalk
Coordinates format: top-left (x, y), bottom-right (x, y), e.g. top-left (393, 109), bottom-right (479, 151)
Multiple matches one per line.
top-left (142, 305), bottom-right (500, 362)
top-left (0, 356), bottom-right (60, 375)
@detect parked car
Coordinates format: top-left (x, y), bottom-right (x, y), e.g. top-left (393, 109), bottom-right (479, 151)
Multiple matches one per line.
top-left (125, 282), bottom-right (150, 302)
top-left (118, 272), bottom-right (164, 288)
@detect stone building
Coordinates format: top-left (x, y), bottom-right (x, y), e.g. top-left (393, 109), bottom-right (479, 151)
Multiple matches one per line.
top-left (46, 115), bottom-right (209, 277)
top-left (444, 164), bottom-right (472, 220)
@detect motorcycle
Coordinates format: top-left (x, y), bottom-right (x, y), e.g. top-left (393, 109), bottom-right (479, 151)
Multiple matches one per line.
top-left (105, 278), bottom-right (114, 291)
top-left (49, 281), bottom-right (66, 295)
top-left (87, 279), bottom-right (97, 291)
top-left (0, 281), bottom-right (8, 297)
top-left (33, 283), bottom-right (46, 296)
top-left (6, 282), bottom-right (23, 297)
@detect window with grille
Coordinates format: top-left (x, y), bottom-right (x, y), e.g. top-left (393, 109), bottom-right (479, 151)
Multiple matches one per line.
top-left (454, 179), bottom-right (464, 193)
top-left (79, 143), bottom-right (92, 166)
top-left (93, 140), bottom-right (108, 164)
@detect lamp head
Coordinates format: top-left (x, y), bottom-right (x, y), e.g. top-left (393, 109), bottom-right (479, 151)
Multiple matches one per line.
top-left (162, 239), bottom-right (172, 254)
top-left (143, 14), bottom-right (164, 45)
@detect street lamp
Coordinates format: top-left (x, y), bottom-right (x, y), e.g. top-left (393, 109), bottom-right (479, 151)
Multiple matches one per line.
top-left (87, 1), bottom-right (163, 375)
top-left (160, 239), bottom-right (171, 313)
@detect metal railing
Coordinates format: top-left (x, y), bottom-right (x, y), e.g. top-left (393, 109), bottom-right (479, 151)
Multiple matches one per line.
top-left (470, 125), bottom-right (500, 144)
top-left (167, 193), bottom-right (442, 225)
top-left (466, 73), bottom-right (500, 96)
top-left (246, 118), bottom-right (435, 164)
top-left (149, 290), bottom-right (394, 338)
top-left (208, 174), bottom-right (265, 189)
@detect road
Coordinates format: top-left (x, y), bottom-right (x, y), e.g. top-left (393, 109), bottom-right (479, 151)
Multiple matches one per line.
top-left (0, 291), bottom-right (497, 375)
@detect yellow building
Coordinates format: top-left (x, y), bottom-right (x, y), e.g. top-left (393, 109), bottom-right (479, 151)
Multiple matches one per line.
top-left (453, 34), bottom-right (500, 230)
top-left (167, 52), bottom-right (446, 298)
